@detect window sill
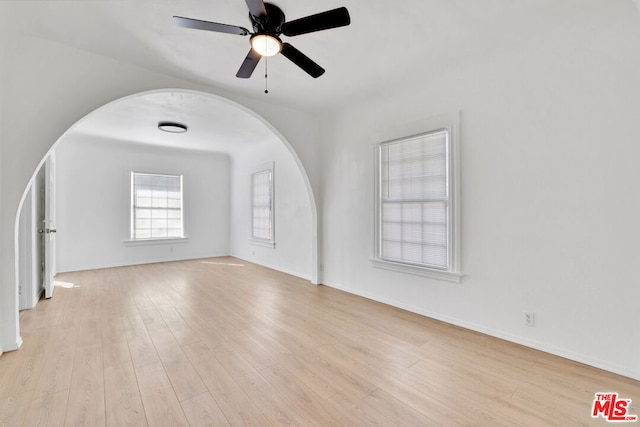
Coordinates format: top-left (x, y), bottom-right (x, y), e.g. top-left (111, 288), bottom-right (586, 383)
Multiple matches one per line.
top-left (124, 237), bottom-right (190, 246)
top-left (250, 238), bottom-right (275, 249)
top-left (371, 258), bottom-right (463, 283)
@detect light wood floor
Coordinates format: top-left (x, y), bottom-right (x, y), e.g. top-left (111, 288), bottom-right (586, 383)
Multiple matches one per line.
top-left (1, 257), bottom-right (638, 426)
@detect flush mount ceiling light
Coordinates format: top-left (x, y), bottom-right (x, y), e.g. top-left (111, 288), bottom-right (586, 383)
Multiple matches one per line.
top-left (158, 121), bottom-right (188, 133)
top-left (250, 34), bottom-right (282, 57)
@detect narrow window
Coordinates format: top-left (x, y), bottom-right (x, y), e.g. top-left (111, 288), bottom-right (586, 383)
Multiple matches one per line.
top-left (131, 172), bottom-right (183, 240)
top-left (251, 168), bottom-right (274, 243)
top-left (374, 115), bottom-right (461, 282)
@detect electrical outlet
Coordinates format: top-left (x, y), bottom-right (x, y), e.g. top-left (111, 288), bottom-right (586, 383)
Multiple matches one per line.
top-left (524, 312), bottom-right (535, 327)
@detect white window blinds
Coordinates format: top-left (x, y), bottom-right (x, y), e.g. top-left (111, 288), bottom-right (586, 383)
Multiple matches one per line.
top-left (252, 169), bottom-right (273, 241)
top-left (379, 130), bottom-right (450, 270)
top-left (131, 172), bottom-right (183, 240)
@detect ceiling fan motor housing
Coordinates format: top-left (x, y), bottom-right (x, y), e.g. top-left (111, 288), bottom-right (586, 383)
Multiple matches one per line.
top-left (251, 3), bottom-right (285, 35)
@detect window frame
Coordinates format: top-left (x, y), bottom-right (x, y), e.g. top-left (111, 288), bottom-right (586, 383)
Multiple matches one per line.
top-left (130, 171), bottom-right (185, 241)
top-left (372, 112), bottom-right (462, 283)
top-left (250, 164), bottom-right (275, 248)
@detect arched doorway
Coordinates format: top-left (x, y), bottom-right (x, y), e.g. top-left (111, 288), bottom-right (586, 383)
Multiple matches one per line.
top-left (13, 88), bottom-right (318, 347)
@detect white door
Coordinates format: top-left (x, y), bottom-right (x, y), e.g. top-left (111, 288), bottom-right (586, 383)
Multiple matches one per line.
top-left (18, 186), bottom-right (34, 309)
top-left (44, 153), bottom-right (57, 299)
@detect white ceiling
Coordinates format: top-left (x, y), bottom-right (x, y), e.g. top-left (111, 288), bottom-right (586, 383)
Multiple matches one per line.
top-left (1, 0), bottom-right (607, 152)
top-left (71, 90), bottom-right (281, 154)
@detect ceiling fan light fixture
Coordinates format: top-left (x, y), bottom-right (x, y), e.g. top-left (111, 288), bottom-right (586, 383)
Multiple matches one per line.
top-left (174, 2), bottom-right (351, 79)
top-left (250, 34), bottom-right (282, 57)
top-left (158, 121), bottom-right (188, 133)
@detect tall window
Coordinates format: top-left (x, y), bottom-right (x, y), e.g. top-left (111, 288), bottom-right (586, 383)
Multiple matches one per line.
top-left (374, 115), bottom-right (461, 282)
top-left (251, 168), bottom-right (274, 243)
top-left (131, 172), bottom-right (183, 240)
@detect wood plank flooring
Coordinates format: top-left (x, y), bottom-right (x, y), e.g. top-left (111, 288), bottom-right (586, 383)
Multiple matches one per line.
top-left (2, 256), bottom-right (639, 426)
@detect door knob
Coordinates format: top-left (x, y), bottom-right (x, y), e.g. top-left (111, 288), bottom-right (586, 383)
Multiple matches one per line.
top-left (46, 228), bottom-right (57, 233)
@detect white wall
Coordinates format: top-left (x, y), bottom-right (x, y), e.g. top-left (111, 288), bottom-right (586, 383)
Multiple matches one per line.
top-left (319, 2), bottom-right (640, 379)
top-left (230, 142), bottom-right (313, 280)
top-left (55, 134), bottom-right (230, 272)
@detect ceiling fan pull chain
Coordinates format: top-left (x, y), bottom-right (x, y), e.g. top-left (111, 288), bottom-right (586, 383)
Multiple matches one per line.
top-left (264, 55), bottom-right (269, 94)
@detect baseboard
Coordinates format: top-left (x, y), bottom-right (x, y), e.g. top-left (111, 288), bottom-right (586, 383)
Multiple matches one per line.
top-left (57, 253), bottom-right (231, 274)
top-left (1, 336), bottom-right (23, 353)
top-left (321, 281), bottom-right (640, 381)
top-left (230, 255), bottom-right (312, 282)
top-left (57, 254), bottom-right (313, 282)
top-left (30, 287), bottom-right (44, 309)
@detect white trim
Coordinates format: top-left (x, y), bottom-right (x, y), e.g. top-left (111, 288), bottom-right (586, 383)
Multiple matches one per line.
top-left (2, 336), bottom-right (23, 353)
top-left (57, 252), bottom-right (228, 274)
top-left (373, 111), bottom-right (462, 281)
top-left (321, 280), bottom-right (639, 381)
top-left (250, 162), bottom-right (275, 244)
top-left (123, 237), bottom-right (189, 246)
top-left (32, 286), bottom-right (44, 309)
top-left (130, 171), bottom-right (184, 241)
top-left (370, 258), bottom-right (463, 283)
top-left (233, 255), bottom-right (312, 283)
top-left (249, 238), bottom-right (275, 248)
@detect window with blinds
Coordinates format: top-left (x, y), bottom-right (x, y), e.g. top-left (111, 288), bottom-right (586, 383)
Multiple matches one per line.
top-left (131, 172), bottom-right (183, 240)
top-left (252, 169), bottom-right (273, 242)
top-left (378, 130), bottom-right (450, 270)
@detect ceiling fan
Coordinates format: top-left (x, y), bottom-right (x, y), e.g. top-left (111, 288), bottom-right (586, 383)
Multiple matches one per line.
top-left (173, 0), bottom-right (351, 79)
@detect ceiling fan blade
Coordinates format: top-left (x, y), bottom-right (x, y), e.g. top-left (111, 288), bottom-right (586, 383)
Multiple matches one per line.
top-left (280, 43), bottom-right (325, 78)
top-left (245, 0), bottom-right (267, 19)
top-left (236, 48), bottom-right (262, 78)
top-left (281, 7), bottom-right (350, 37)
top-left (173, 16), bottom-right (250, 36)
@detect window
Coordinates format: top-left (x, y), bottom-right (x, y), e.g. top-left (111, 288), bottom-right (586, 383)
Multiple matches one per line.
top-left (251, 168), bottom-right (274, 245)
top-left (131, 172), bottom-right (183, 240)
top-left (373, 114), bottom-right (461, 282)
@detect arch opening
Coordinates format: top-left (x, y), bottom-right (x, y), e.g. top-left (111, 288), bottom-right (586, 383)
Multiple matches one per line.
top-left (12, 88), bottom-right (319, 349)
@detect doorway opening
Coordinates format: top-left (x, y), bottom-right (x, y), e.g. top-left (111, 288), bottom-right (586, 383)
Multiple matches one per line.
top-left (15, 88), bottom-right (318, 326)
top-left (17, 155), bottom-right (56, 311)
